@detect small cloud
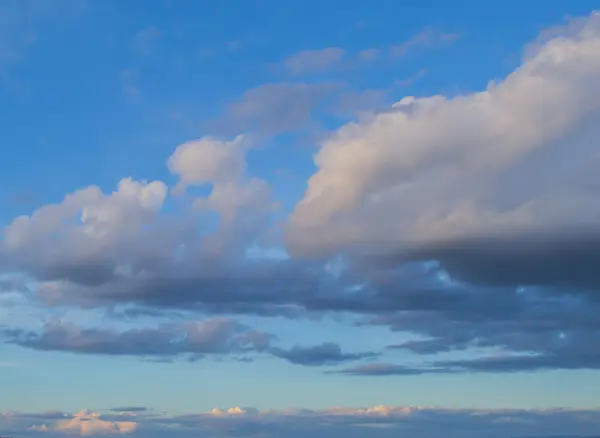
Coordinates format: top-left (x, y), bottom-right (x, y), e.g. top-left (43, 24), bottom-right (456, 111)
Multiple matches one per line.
top-left (109, 407), bottom-right (148, 413)
top-left (389, 27), bottom-right (458, 58)
top-left (283, 47), bottom-right (347, 75)
top-left (131, 26), bottom-right (162, 56)
top-left (357, 48), bottom-right (381, 62)
top-left (226, 41), bottom-right (242, 53)
top-left (120, 68), bottom-right (140, 98)
top-left (271, 342), bottom-right (377, 366)
top-left (394, 68), bottom-right (428, 87)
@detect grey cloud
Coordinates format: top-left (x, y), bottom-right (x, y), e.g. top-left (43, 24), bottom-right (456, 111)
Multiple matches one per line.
top-left (109, 407), bottom-right (148, 413)
top-left (270, 342), bottom-right (377, 366)
top-left (372, 228), bottom-right (600, 291)
top-left (0, 275), bottom-right (29, 293)
top-left (334, 363), bottom-right (434, 376)
top-left (2, 318), bottom-right (373, 368)
top-left (2, 317), bottom-right (272, 359)
top-left (13, 249), bottom-right (600, 373)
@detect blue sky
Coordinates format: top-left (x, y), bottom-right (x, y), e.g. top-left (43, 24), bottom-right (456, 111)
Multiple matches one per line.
top-left (2, 1), bottom-right (600, 437)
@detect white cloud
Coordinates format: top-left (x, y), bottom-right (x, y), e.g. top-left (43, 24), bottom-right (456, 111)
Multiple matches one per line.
top-left (32, 409), bottom-right (137, 435)
top-left (168, 135), bottom-right (249, 192)
top-left (287, 11), bottom-right (600, 258)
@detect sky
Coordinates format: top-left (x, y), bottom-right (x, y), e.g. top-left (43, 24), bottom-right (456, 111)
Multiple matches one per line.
top-left (2, 1), bottom-right (600, 437)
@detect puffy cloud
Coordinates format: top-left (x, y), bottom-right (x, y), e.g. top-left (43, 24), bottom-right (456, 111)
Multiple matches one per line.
top-left (1, 177), bottom-right (169, 286)
top-left (167, 135), bottom-right (248, 191)
top-left (31, 409), bottom-right (137, 436)
top-left (7, 405), bottom-right (600, 438)
top-left (287, 11), bottom-right (600, 291)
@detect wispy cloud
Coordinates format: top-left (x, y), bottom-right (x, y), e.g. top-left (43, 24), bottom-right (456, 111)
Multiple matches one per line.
top-left (131, 26), bottom-right (162, 57)
top-left (282, 47), bottom-right (347, 75)
top-left (389, 27), bottom-right (459, 57)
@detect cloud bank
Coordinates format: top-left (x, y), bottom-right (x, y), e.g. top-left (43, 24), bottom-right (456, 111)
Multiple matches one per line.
top-left (4, 405), bottom-right (599, 438)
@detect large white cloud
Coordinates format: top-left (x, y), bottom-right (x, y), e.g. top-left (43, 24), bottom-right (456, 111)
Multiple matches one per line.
top-left (287, 12), bottom-right (600, 259)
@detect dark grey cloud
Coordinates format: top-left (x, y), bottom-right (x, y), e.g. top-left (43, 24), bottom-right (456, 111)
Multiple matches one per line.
top-left (334, 363), bottom-right (434, 376)
top-left (1, 317), bottom-right (372, 368)
top-left (7, 249), bottom-right (600, 374)
top-left (109, 406), bottom-right (148, 413)
top-left (270, 342), bottom-right (377, 366)
top-left (2, 317), bottom-right (272, 359)
top-left (374, 228), bottom-right (600, 291)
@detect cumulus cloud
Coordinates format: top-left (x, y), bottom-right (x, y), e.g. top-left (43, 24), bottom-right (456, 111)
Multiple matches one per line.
top-left (30, 409), bottom-right (137, 436)
top-left (287, 11), bottom-right (600, 292)
top-left (7, 405), bottom-right (600, 438)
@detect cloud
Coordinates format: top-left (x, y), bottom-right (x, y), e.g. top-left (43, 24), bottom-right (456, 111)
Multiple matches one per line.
top-left (283, 47), bottom-right (347, 75)
top-left (207, 82), bottom-right (343, 138)
top-left (335, 363), bottom-right (435, 376)
top-left (3, 317), bottom-right (376, 368)
top-left (109, 407), bottom-right (148, 413)
top-left (2, 317), bottom-right (272, 360)
top-left (389, 27), bottom-right (459, 57)
top-left (270, 342), bottom-right (377, 366)
top-left (287, 12), bottom-right (600, 292)
top-left (31, 409), bottom-right (137, 435)
top-left (131, 26), bottom-right (162, 57)
top-left (8, 405), bottom-right (600, 438)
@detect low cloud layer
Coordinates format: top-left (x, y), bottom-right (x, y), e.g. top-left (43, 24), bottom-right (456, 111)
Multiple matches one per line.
top-left (4, 405), bottom-right (600, 438)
